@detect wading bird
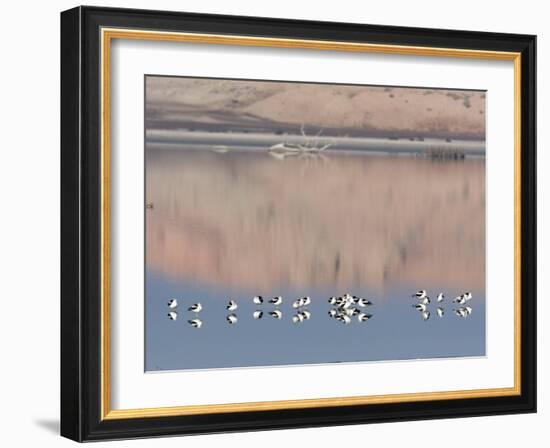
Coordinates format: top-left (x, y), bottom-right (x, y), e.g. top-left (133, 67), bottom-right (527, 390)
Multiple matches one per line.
top-left (453, 292), bottom-right (473, 305)
top-left (340, 294), bottom-right (354, 308)
top-left (454, 306), bottom-right (472, 318)
top-left (358, 312), bottom-right (373, 322)
top-left (413, 303), bottom-right (427, 312)
top-left (336, 314), bottom-right (352, 325)
top-left (356, 298), bottom-right (372, 307)
top-left (418, 296), bottom-right (431, 305)
top-left (188, 303), bottom-right (202, 313)
top-left (188, 318), bottom-right (202, 328)
top-left (293, 297), bottom-right (310, 308)
top-left (226, 300), bottom-right (238, 311)
top-left (413, 290), bottom-right (428, 300)
top-left (342, 308), bottom-right (355, 317)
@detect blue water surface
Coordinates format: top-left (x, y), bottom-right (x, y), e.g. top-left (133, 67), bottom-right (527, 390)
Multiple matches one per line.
top-left (145, 270), bottom-right (485, 371)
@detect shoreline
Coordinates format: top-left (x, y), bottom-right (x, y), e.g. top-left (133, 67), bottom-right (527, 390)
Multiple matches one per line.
top-left (145, 129), bottom-right (486, 158)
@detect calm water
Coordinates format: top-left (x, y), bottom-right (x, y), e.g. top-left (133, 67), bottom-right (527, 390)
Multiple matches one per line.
top-left (145, 146), bottom-right (486, 372)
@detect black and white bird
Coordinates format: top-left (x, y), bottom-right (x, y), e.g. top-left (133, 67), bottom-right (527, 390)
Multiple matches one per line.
top-left (437, 307), bottom-right (445, 318)
top-left (334, 296), bottom-right (345, 307)
top-left (167, 311), bottom-right (177, 321)
top-left (226, 300), bottom-right (238, 311)
top-left (336, 314), bottom-right (352, 325)
top-left (341, 294), bottom-right (354, 309)
top-left (356, 298), bottom-right (372, 307)
top-left (413, 290), bottom-right (428, 299)
top-left (330, 293), bottom-right (375, 324)
top-left (269, 310), bottom-right (282, 319)
top-left (189, 303), bottom-right (202, 313)
top-left (413, 303), bottom-right (427, 312)
top-left (253, 296), bottom-right (263, 305)
top-left (454, 308), bottom-right (466, 318)
top-left (342, 308), bottom-right (355, 317)
top-left (436, 293), bottom-right (444, 303)
top-left (292, 314), bottom-right (304, 324)
top-left (293, 296), bottom-right (311, 308)
top-left (454, 306), bottom-right (473, 318)
top-left (226, 314), bottom-right (238, 324)
top-left (298, 310), bottom-right (311, 320)
top-left (167, 299), bottom-right (178, 309)
top-left (453, 292), bottom-right (472, 305)
top-left (358, 312), bottom-right (372, 322)
top-left (188, 318), bottom-right (202, 328)
top-left (253, 310), bottom-right (263, 319)
top-left (418, 296), bottom-right (431, 305)
top-left (421, 310), bottom-right (430, 321)
top-left (269, 296), bottom-right (283, 306)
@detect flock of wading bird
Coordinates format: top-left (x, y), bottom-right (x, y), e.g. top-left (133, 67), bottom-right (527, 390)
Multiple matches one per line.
top-left (411, 289), bottom-right (474, 321)
top-left (165, 290), bottom-right (474, 328)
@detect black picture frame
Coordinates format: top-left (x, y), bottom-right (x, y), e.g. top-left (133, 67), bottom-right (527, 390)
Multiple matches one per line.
top-left (61, 5), bottom-right (536, 442)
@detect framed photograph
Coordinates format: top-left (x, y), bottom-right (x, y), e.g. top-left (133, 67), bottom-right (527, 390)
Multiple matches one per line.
top-left (60, 6), bottom-right (536, 442)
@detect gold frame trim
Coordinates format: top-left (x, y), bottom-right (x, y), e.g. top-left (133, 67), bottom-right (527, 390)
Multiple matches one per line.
top-left (100, 28), bottom-right (522, 421)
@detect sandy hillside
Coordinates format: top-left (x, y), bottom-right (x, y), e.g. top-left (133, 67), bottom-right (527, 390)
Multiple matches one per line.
top-left (146, 77), bottom-right (486, 140)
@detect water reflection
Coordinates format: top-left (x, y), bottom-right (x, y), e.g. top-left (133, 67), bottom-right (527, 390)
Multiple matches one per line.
top-left (145, 147), bottom-right (485, 371)
top-left (164, 292), bottom-right (476, 325)
top-left (147, 270), bottom-right (485, 371)
top-left (410, 290), bottom-right (475, 321)
top-left (146, 148), bottom-right (485, 293)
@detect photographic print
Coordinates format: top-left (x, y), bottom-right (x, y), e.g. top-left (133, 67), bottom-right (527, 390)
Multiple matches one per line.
top-left (144, 76), bottom-right (486, 372)
top-left (61, 9), bottom-right (536, 440)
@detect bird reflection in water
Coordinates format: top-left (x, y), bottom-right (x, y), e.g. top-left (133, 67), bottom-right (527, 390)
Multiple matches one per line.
top-left (164, 291), bottom-right (475, 326)
top-left (411, 290), bottom-right (474, 321)
top-left (292, 296), bottom-right (311, 324)
top-left (327, 293), bottom-right (373, 325)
